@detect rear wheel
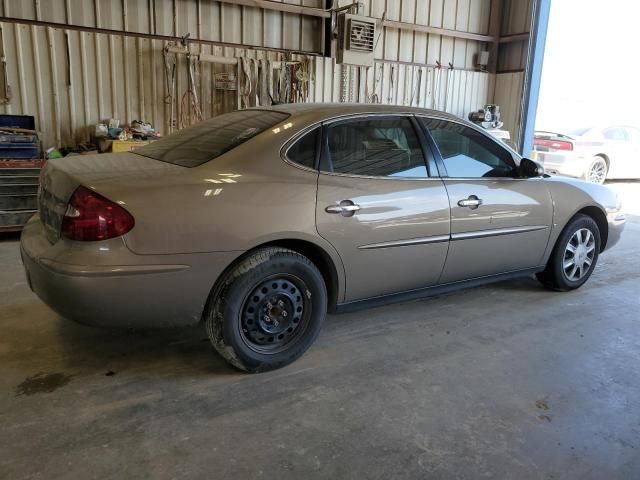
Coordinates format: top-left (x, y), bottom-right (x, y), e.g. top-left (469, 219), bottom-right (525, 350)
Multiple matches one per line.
top-left (205, 247), bottom-right (327, 372)
top-left (585, 156), bottom-right (608, 184)
top-left (536, 214), bottom-right (600, 291)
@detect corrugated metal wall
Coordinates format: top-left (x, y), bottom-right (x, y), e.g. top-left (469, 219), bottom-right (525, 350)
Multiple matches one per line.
top-left (0, 0), bottom-right (325, 52)
top-left (0, 0), bottom-right (504, 149)
top-left (498, 0), bottom-right (532, 72)
top-left (493, 0), bottom-right (533, 144)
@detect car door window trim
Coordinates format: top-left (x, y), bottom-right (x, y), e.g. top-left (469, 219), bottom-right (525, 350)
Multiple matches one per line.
top-left (318, 113), bottom-right (435, 180)
top-left (281, 121), bottom-right (324, 173)
top-left (416, 114), bottom-right (522, 179)
top-left (425, 119), bottom-right (517, 178)
top-left (417, 113), bottom-right (521, 159)
top-left (410, 115), bottom-right (439, 176)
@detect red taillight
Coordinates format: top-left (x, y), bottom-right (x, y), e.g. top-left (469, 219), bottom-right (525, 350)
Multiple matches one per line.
top-left (62, 186), bottom-right (134, 241)
top-left (533, 138), bottom-right (574, 151)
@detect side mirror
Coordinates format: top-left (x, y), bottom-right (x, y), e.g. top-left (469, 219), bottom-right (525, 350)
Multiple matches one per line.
top-left (519, 157), bottom-right (545, 178)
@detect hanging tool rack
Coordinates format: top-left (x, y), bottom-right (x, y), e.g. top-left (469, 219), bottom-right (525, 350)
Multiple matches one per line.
top-left (163, 35), bottom-right (314, 132)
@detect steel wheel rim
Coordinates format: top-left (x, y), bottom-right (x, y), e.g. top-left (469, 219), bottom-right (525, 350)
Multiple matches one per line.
top-left (588, 159), bottom-right (606, 183)
top-left (563, 228), bottom-right (596, 282)
top-left (238, 273), bottom-right (311, 354)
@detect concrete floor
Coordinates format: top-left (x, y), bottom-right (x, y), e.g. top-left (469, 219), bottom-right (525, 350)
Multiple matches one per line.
top-left (1, 181), bottom-right (639, 479)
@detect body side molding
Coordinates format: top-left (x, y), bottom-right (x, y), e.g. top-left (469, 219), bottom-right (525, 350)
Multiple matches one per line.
top-left (335, 266), bottom-right (544, 313)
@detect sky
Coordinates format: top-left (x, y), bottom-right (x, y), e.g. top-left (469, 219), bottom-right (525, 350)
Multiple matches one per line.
top-left (535, 0), bottom-right (640, 132)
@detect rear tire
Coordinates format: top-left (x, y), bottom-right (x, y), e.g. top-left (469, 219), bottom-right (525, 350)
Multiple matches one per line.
top-left (536, 214), bottom-right (601, 291)
top-left (585, 156), bottom-right (608, 184)
top-left (205, 247), bottom-right (327, 373)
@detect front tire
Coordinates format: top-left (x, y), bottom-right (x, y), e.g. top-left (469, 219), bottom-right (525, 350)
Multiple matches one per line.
top-left (536, 214), bottom-right (601, 291)
top-left (205, 247), bottom-right (327, 373)
top-left (585, 156), bottom-right (608, 184)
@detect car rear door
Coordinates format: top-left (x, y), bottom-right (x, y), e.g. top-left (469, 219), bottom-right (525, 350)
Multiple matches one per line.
top-left (419, 116), bottom-right (553, 283)
top-left (315, 114), bottom-right (450, 303)
top-left (623, 127), bottom-right (640, 178)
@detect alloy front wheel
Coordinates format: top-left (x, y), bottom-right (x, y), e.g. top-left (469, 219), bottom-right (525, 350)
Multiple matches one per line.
top-left (562, 228), bottom-right (596, 282)
top-left (536, 214), bottom-right (601, 291)
top-left (586, 157), bottom-right (607, 184)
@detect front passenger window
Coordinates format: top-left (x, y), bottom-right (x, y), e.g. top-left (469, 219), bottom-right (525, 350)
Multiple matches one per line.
top-left (421, 118), bottom-right (517, 178)
top-left (603, 128), bottom-right (627, 142)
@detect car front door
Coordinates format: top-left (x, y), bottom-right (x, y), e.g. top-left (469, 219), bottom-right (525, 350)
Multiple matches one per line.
top-left (623, 127), bottom-right (640, 179)
top-left (419, 116), bottom-right (553, 284)
top-left (602, 127), bottom-right (634, 179)
top-left (315, 115), bottom-right (450, 303)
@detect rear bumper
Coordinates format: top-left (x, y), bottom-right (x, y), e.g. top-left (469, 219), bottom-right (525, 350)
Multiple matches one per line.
top-left (535, 150), bottom-right (590, 178)
top-left (20, 215), bottom-right (238, 328)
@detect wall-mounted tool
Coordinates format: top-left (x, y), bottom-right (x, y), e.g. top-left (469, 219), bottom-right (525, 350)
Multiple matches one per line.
top-left (239, 57), bottom-right (258, 109)
top-left (163, 43), bottom-right (182, 133)
top-left (442, 62), bottom-right (454, 112)
top-left (477, 51), bottom-right (490, 73)
top-left (468, 104), bottom-right (504, 129)
top-left (179, 53), bottom-right (202, 128)
top-left (433, 60), bottom-right (442, 109)
top-left (409, 67), bottom-right (423, 106)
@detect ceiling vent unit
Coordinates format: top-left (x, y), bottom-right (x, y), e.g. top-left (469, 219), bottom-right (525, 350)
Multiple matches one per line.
top-left (337, 14), bottom-right (376, 67)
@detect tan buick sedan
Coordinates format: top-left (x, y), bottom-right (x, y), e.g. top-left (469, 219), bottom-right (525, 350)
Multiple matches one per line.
top-left (21, 104), bottom-right (625, 372)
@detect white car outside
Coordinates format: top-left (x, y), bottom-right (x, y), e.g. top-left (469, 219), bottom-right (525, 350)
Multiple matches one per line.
top-left (533, 126), bottom-right (640, 183)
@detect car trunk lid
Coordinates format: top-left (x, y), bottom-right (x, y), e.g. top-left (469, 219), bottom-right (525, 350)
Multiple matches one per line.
top-left (38, 152), bottom-right (185, 243)
top-left (533, 131), bottom-right (576, 152)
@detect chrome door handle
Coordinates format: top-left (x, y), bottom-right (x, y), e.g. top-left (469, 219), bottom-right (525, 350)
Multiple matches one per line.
top-left (325, 201), bottom-right (361, 217)
top-left (457, 195), bottom-right (482, 209)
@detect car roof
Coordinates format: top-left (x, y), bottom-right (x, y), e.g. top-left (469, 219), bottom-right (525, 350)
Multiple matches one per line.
top-left (255, 103), bottom-right (521, 158)
top-left (262, 103), bottom-right (461, 122)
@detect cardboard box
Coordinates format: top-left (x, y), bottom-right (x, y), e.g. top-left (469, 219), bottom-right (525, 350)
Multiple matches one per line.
top-left (111, 140), bottom-right (149, 152)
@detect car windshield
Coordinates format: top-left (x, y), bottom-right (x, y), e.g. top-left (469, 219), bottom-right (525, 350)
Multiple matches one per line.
top-left (134, 110), bottom-right (289, 167)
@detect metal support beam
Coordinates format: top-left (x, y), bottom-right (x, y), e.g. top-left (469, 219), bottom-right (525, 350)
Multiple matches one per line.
top-left (380, 19), bottom-right (495, 43)
top-left (519, 0), bottom-right (551, 156)
top-left (499, 32), bottom-right (530, 44)
top-left (223, 0), bottom-right (497, 44)
top-left (0, 16), bottom-right (322, 55)
top-left (219, 0), bottom-right (330, 18)
top-left (487, 0), bottom-right (503, 74)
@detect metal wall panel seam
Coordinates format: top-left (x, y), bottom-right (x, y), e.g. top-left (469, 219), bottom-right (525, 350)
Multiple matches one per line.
top-left (123, 37), bottom-right (131, 125)
top-left (0, 23), bottom-right (10, 114)
top-left (136, 37), bottom-right (144, 121)
top-left (94, 32), bottom-right (103, 121)
top-left (29, 25), bottom-right (44, 129)
top-left (12, 22), bottom-right (26, 113)
top-left (45, 25), bottom-right (61, 146)
top-left (79, 31), bottom-right (90, 135)
top-left (65, 31), bottom-right (76, 144)
top-left (108, 34), bottom-right (117, 119)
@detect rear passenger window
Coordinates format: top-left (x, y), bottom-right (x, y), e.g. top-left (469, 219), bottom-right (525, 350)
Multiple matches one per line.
top-left (287, 128), bottom-right (319, 169)
top-left (324, 116), bottom-right (428, 178)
